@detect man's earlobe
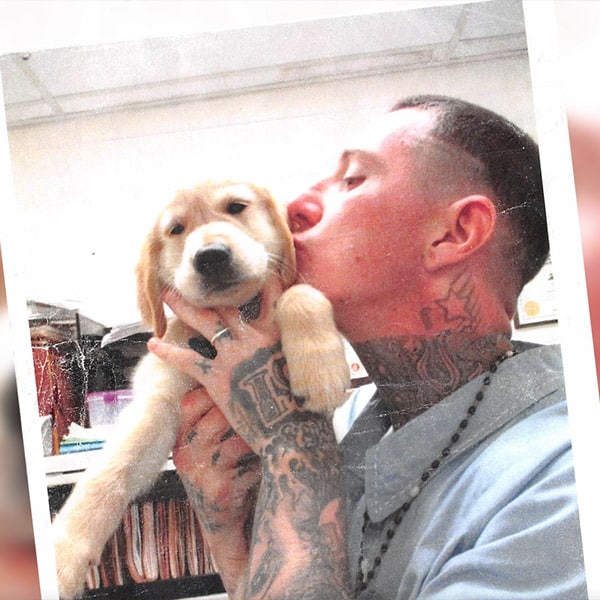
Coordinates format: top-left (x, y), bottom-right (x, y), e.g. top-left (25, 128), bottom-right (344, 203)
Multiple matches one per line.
top-left (425, 195), bottom-right (497, 271)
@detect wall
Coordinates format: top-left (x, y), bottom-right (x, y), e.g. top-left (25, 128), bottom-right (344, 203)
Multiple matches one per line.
top-left (6, 53), bottom-right (557, 342)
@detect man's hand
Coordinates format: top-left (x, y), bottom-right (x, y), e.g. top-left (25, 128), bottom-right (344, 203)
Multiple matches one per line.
top-left (173, 387), bottom-right (260, 595)
top-left (148, 280), bottom-right (351, 599)
top-left (148, 280), bottom-right (313, 455)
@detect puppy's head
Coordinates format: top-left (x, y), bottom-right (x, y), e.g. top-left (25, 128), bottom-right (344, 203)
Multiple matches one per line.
top-left (136, 181), bottom-right (295, 337)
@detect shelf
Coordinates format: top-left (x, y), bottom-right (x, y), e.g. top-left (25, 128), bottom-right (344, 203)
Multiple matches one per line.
top-left (45, 449), bottom-right (175, 486)
top-left (36, 319), bottom-right (226, 599)
top-left (47, 473), bottom-right (226, 599)
top-left (48, 469), bottom-right (188, 516)
top-left (79, 574), bottom-right (225, 599)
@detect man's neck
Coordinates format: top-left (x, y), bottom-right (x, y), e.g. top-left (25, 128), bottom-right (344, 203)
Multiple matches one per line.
top-left (353, 331), bottom-right (513, 429)
top-left (345, 269), bottom-right (513, 429)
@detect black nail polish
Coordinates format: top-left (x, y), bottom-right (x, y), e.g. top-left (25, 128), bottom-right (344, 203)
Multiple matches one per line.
top-left (189, 336), bottom-right (217, 359)
top-left (239, 293), bottom-right (261, 321)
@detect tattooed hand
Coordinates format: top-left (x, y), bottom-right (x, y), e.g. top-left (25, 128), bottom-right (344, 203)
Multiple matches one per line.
top-left (148, 280), bottom-right (350, 599)
top-left (147, 279), bottom-right (296, 454)
top-left (173, 388), bottom-right (260, 595)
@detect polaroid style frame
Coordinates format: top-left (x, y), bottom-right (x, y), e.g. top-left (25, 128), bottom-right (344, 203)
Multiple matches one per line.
top-left (0, 1), bottom-right (599, 598)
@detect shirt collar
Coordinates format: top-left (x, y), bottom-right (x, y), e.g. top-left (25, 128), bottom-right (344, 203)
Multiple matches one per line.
top-left (342, 344), bottom-right (564, 522)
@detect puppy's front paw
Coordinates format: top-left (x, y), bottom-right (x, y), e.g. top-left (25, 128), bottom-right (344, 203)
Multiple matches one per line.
top-left (287, 333), bottom-right (349, 413)
top-left (53, 521), bottom-right (99, 599)
top-left (278, 284), bottom-right (350, 413)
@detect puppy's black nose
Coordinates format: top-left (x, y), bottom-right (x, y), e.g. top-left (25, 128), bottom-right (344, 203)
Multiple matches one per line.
top-left (194, 242), bottom-right (232, 276)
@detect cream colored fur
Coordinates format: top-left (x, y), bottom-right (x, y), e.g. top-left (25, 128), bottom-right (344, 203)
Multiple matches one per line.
top-left (52, 181), bottom-right (349, 598)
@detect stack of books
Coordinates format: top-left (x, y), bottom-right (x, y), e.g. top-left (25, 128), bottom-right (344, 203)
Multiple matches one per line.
top-left (85, 497), bottom-right (216, 591)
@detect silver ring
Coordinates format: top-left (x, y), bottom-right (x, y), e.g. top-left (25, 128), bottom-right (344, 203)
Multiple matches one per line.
top-left (210, 327), bottom-right (230, 345)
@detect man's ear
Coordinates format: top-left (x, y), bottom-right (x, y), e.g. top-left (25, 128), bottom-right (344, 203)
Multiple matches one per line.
top-left (425, 195), bottom-right (497, 271)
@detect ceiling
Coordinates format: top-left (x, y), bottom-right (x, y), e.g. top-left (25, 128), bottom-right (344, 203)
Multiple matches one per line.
top-left (0, 0), bottom-right (527, 128)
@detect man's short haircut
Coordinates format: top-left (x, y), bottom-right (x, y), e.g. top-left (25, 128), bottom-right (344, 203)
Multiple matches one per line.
top-left (391, 95), bottom-right (549, 290)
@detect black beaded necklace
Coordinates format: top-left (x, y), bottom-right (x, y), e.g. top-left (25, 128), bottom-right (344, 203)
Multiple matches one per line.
top-left (355, 350), bottom-right (515, 595)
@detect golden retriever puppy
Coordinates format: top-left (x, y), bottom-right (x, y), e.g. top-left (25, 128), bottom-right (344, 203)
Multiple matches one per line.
top-left (51, 181), bottom-right (349, 599)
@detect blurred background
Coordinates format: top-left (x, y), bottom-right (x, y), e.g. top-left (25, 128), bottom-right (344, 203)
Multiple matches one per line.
top-left (1, 1), bottom-right (599, 598)
top-left (555, 1), bottom-right (600, 391)
top-left (0, 248), bottom-right (40, 599)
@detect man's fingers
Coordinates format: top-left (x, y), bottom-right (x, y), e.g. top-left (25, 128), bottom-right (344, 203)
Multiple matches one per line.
top-left (162, 289), bottom-right (222, 339)
top-left (148, 336), bottom-right (216, 381)
top-left (180, 387), bottom-right (215, 424)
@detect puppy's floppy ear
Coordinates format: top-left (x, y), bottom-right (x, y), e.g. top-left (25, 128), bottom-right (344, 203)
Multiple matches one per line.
top-left (264, 190), bottom-right (296, 287)
top-left (135, 229), bottom-right (167, 338)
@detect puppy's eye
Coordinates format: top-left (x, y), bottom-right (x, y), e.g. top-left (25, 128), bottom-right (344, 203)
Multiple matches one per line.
top-left (169, 223), bottom-right (185, 235)
top-left (226, 202), bottom-right (247, 215)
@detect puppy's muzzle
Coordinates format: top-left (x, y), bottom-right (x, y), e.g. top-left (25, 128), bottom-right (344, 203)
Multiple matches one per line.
top-left (194, 242), bottom-right (236, 288)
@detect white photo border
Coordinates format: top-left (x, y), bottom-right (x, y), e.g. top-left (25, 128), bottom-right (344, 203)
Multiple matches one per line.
top-left (1, 1), bottom-right (598, 597)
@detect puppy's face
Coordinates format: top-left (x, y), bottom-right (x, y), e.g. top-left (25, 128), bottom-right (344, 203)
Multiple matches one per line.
top-left (137, 181), bottom-right (295, 336)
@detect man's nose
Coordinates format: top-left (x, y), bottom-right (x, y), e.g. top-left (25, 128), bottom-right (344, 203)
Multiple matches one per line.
top-left (287, 188), bottom-right (324, 233)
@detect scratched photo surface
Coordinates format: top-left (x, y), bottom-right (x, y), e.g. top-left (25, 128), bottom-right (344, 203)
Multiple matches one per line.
top-left (0, 1), bottom-right (598, 599)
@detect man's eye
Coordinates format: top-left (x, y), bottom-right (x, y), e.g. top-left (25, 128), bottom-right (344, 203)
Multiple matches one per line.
top-left (169, 223), bottom-right (185, 235)
top-left (342, 175), bottom-right (365, 189)
top-left (227, 202), bottom-right (247, 215)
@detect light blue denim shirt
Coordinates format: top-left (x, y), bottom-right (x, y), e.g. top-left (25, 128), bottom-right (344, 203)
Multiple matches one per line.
top-left (340, 344), bottom-right (587, 599)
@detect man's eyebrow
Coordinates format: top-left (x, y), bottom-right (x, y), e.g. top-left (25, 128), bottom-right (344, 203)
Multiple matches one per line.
top-left (339, 148), bottom-right (381, 165)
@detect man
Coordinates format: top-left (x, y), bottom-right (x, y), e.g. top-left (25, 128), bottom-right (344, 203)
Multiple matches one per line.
top-left (148, 96), bottom-right (586, 598)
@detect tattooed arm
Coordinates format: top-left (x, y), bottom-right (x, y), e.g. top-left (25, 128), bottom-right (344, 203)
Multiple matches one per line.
top-left (227, 344), bottom-right (351, 600)
top-left (148, 287), bottom-right (352, 599)
top-left (172, 387), bottom-right (260, 595)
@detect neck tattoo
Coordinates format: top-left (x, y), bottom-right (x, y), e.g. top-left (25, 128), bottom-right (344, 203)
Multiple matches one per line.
top-left (355, 349), bottom-right (516, 595)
